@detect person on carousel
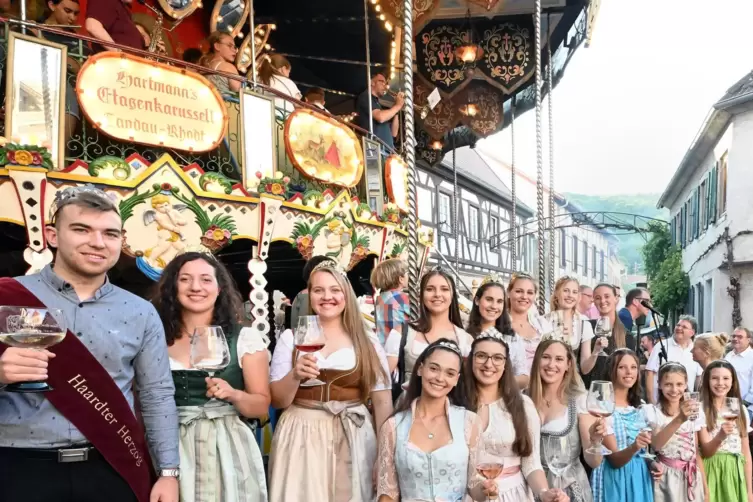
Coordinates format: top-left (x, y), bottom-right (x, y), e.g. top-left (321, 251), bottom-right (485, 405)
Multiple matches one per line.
top-left (153, 252), bottom-right (270, 502)
top-left (0, 185), bottom-right (179, 502)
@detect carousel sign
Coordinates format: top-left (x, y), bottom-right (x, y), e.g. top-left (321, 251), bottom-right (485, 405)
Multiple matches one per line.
top-left (76, 52), bottom-right (228, 153)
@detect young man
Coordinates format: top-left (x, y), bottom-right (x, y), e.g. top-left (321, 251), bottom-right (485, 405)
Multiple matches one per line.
top-left (645, 315), bottom-right (701, 404)
top-left (618, 287), bottom-right (651, 333)
top-left (0, 186), bottom-right (178, 502)
top-left (304, 87), bottom-right (329, 113)
top-left (355, 72), bottom-right (402, 150)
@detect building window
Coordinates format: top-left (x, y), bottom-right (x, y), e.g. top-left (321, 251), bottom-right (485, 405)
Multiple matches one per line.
top-left (583, 241), bottom-right (588, 276)
top-left (489, 216), bottom-right (499, 248)
top-left (417, 186), bottom-right (434, 223)
top-left (718, 154), bottom-right (728, 218)
top-left (438, 193), bottom-right (452, 232)
top-left (469, 205), bottom-right (479, 241)
top-left (559, 229), bottom-right (566, 268)
top-left (699, 178), bottom-right (707, 231)
top-left (599, 250), bottom-right (605, 282)
top-left (572, 236), bottom-right (578, 272)
top-left (592, 245), bottom-right (597, 278)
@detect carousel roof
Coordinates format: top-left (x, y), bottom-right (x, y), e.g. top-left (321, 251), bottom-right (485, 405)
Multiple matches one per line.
top-left (253, 0), bottom-right (595, 154)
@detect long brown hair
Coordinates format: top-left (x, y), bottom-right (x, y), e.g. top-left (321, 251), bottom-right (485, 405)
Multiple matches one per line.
top-left (308, 267), bottom-right (388, 401)
top-left (152, 252), bottom-right (244, 346)
top-left (258, 53), bottom-right (291, 85)
top-left (464, 336), bottom-right (532, 457)
top-left (467, 282), bottom-right (514, 338)
top-left (528, 338), bottom-right (585, 409)
top-left (700, 360), bottom-right (747, 436)
top-left (411, 268), bottom-right (464, 334)
top-left (606, 349), bottom-right (643, 408)
top-left (593, 283), bottom-right (627, 349)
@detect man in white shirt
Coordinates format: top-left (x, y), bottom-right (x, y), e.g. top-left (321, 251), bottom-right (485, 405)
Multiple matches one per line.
top-left (645, 315), bottom-right (702, 404)
top-left (725, 327), bottom-right (753, 413)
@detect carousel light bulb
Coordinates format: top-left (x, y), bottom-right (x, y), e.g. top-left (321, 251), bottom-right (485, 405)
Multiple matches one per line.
top-left (379, 14), bottom-right (385, 21)
top-left (385, 21), bottom-right (392, 31)
top-left (430, 140), bottom-right (443, 150)
top-left (227, 25), bottom-right (233, 32)
top-left (197, 1), bottom-right (202, 7)
top-left (391, 40), bottom-right (397, 47)
top-left (375, 4), bottom-right (381, 11)
top-left (265, 43), bottom-right (271, 50)
top-left (237, 32), bottom-right (243, 38)
top-left (255, 37), bottom-right (262, 44)
top-left (270, 24), bottom-right (277, 30)
top-left (239, 2), bottom-right (244, 8)
top-left (217, 15), bottom-right (223, 22)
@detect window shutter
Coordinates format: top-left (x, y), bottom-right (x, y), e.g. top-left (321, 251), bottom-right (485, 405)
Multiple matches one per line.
top-left (704, 174), bottom-right (711, 228)
top-left (681, 205), bottom-right (686, 247)
top-left (710, 164), bottom-right (718, 223)
top-left (670, 218), bottom-right (676, 246)
top-left (694, 188), bottom-right (700, 239)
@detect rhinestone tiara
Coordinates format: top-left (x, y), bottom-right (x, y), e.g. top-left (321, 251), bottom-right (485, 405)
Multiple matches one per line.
top-left (311, 258), bottom-right (346, 277)
top-left (476, 327), bottom-right (507, 343)
top-left (436, 340), bottom-right (462, 356)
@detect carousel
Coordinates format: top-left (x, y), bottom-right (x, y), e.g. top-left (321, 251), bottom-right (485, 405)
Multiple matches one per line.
top-left (0, 0), bottom-right (599, 328)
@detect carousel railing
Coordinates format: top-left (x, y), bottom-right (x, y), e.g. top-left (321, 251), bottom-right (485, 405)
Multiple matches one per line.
top-left (0, 18), bottom-right (399, 196)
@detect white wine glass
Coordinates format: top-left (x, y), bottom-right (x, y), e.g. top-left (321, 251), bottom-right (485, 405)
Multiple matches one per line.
top-left (722, 397), bottom-right (741, 422)
top-left (475, 439), bottom-right (504, 502)
top-left (594, 316), bottom-right (611, 357)
top-left (638, 424), bottom-right (656, 460)
top-left (190, 325), bottom-right (231, 406)
top-left (294, 315), bottom-right (326, 386)
top-left (0, 306), bottom-right (66, 393)
top-left (585, 380), bottom-right (615, 455)
top-left (684, 391), bottom-right (700, 423)
top-left (544, 435), bottom-right (571, 490)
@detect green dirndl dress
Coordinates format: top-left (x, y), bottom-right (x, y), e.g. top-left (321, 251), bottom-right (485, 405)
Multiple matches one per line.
top-left (702, 414), bottom-right (750, 502)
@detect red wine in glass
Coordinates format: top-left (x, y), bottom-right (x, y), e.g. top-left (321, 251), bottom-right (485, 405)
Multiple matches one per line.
top-left (295, 343), bottom-right (325, 353)
top-left (588, 409), bottom-right (613, 419)
top-left (476, 462), bottom-right (504, 480)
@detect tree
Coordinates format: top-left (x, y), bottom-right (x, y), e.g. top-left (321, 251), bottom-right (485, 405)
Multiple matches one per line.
top-left (641, 222), bottom-right (689, 315)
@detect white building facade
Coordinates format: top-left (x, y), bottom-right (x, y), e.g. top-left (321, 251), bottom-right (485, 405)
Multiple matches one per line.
top-left (657, 70), bottom-right (753, 333)
top-left (478, 150), bottom-right (623, 296)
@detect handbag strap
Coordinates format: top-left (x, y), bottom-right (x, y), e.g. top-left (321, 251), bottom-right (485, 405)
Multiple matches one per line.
top-left (396, 322), bottom-right (410, 385)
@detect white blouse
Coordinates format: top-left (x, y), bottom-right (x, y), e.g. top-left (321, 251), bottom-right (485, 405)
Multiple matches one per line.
top-left (169, 327), bottom-right (269, 370)
top-left (540, 393), bottom-right (588, 434)
top-left (384, 325), bottom-right (474, 359)
top-left (269, 75), bottom-right (301, 114)
top-left (269, 329), bottom-right (391, 392)
top-left (543, 310), bottom-right (595, 351)
top-left (641, 404), bottom-right (705, 461)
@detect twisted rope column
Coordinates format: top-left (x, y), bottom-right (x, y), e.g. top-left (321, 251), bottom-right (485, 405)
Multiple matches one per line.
top-left (547, 15), bottom-right (555, 294)
top-left (510, 98), bottom-right (517, 272)
top-left (452, 132), bottom-right (459, 279)
top-left (402, 0), bottom-right (420, 318)
top-left (533, 0), bottom-right (546, 314)
top-left (40, 48), bottom-right (53, 150)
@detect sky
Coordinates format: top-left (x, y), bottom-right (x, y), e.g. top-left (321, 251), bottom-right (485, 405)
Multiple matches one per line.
top-left (478, 0), bottom-right (753, 196)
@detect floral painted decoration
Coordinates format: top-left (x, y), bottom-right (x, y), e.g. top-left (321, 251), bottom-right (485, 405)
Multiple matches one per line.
top-left (0, 143), bottom-right (53, 170)
top-left (201, 225), bottom-right (232, 252)
top-left (383, 204), bottom-right (401, 224)
top-left (258, 171), bottom-right (291, 198)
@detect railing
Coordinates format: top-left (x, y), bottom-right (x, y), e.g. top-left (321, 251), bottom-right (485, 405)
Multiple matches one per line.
top-left (0, 18), bottom-right (400, 195)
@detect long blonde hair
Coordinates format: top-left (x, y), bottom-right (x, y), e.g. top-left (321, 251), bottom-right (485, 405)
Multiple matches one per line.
top-left (528, 338), bottom-right (585, 409)
top-left (550, 276), bottom-right (579, 313)
top-left (308, 267), bottom-right (388, 401)
top-left (506, 272), bottom-right (537, 312)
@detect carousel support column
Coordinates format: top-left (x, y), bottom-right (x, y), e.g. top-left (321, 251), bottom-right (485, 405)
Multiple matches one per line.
top-left (249, 0), bottom-right (257, 87)
top-left (533, 0), bottom-right (546, 314)
top-left (247, 196), bottom-right (284, 341)
top-left (546, 13), bottom-right (556, 294)
top-left (452, 132), bottom-right (459, 282)
top-left (401, 0), bottom-right (420, 319)
top-left (364, 0), bottom-right (373, 136)
top-left (510, 97), bottom-right (517, 272)
top-left (8, 168), bottom-right (54, 273)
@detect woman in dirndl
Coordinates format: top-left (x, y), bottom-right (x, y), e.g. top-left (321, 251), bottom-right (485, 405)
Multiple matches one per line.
top-left (268, 260), bottom-right (393, 502)
top-left (153, 252), bottom-right (269, 502)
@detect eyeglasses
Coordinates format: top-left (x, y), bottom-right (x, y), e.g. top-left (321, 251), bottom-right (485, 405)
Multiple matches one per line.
top-left (220, 43), bottom-right (237, 50)
top-left (473, 352), bottom-right (506, 366)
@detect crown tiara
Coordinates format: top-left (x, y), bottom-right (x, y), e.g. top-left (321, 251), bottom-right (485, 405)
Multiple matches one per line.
top-left (541, 328), bottom-right (569, 344)
top-left (480, 273), bottom-right (502, 287)
top-left (311, 259), bottom-right (347, 277)
top-left (476, 327), bottom-right (507, 343)
top-left (436, 340), bottom-right (462, 356)
top-left (48, 184), bottom-right (118, 223)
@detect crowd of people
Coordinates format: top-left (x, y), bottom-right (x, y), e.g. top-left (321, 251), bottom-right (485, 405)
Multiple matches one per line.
top-left (1, 185), bottom-right (753, 502)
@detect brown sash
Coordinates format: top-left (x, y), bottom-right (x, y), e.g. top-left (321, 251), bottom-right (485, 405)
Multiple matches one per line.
top-left (0, 278), bottom-right (155, 502)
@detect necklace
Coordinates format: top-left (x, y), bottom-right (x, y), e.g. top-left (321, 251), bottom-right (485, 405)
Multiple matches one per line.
top-left (544, 398), bottom-right (552, 408)
top-left (416, 411), bottom-right (444, 439)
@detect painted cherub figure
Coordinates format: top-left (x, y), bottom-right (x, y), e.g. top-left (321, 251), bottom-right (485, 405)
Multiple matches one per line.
top-left (143, 193), bottom-right (187, 269)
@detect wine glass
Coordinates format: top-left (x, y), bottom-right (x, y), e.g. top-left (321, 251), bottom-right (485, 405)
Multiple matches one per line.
top-left (684, 391), bottom-right (700, 423)
top-left (585, 380), bottom-right (615, 455)
top-left (294, 315), bottom-right (326, 386)
top-left (594, 316), bottom-right (611, 357)
top-left (638, 424), bottom-right (656, 460)
top-left (0, 306), bottom-right (66, 393)
top-left (475, 439), bottom-right (504, 502)
top-left (544, 435), bottom-right (570, 490)
top-left (722, 397), bottom-right (741, 422)
top-left (190, 326), bottom-right (230, 406)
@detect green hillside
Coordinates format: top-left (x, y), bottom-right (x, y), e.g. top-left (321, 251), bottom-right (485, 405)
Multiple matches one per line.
top-left (562, 193), bottom-right (669, 273)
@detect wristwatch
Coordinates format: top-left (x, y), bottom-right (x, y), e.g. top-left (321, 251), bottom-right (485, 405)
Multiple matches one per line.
top-left (160, 468), bottom-right (180, 478)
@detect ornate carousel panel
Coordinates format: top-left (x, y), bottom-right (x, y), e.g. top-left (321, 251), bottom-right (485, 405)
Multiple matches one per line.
top-left (455, 81), bottom-right (504, 137)
top-left (283, 109), bottom-right (365, 188)
top-left (76, 52), bottom-right (228, 153)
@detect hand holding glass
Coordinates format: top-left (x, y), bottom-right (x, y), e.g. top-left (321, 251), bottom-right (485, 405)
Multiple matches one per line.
top-left (294, 315), bottom-right (326, 386)
top-left (594, 316), bottom-right (611, 357)
top-left (475, 440), bottom-right (504, 502)
top-left (0, 306), bottom-right (66, 393)
top-left (684, 392), bottom-right (700, 422)
top-left (190, 326), bottom-right (230, 406)
top-left (586, 380), bottom-right (615, 455)
top-left (544, 435), bottom-right (571, 490)
top-left (638, 425), bottom-right (656, 460)
top-left (722, 397), bottom-right (741, 422)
